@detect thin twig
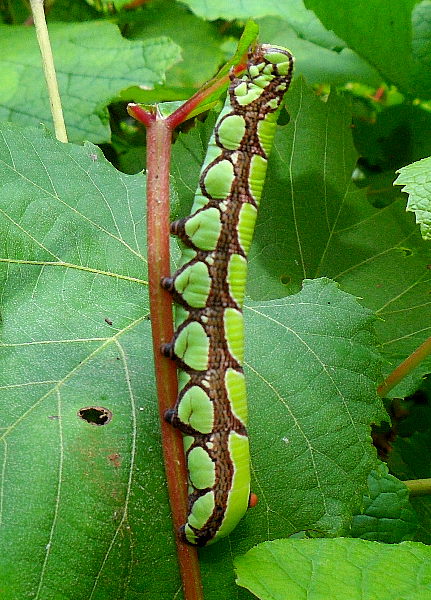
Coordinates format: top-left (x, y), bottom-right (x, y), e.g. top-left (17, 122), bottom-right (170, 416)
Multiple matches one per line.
top-left (29, 0), bottom-right (68, 142)
top-left (404, 478), bottom-right (431, 497)
top-left (165, 60), bottom-right (247, 129)
top-left (377, 336), bottom-right (431, 397)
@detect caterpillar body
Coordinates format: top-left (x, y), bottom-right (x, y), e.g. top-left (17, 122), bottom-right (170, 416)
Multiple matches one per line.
top-left (161, 44), bottom-right (294, 546)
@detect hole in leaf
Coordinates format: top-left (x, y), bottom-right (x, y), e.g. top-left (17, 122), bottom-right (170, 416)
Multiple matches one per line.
top-left (78, 406), bottom-right (112, 426)
top-left (280, 273), bottom-right (291, 285)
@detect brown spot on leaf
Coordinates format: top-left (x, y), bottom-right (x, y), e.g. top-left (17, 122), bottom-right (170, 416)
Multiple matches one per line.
top-left (107, 453), bottom-right (122, 468)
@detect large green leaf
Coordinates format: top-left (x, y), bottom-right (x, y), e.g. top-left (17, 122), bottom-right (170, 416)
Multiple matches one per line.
top-left (253, 79), bottom-right (431, 396)
top-left (0, 21), bottom-right (181, 143)
top-left (198, 278), bottom-right (385, 597)
top-left (178, 0), bottom-right (381, 88)
top-left (120, 1), bottom-right (224, 90)
top-left (305, 0), bottom-right (431, 97)
top-left (257, 16), bottom-right (381, 87)
top-left (235, 538), bottom-right (431, 599)
top-left (244, 278), bottom-right (384, 538)
top-left (0, 124), bottom-right (181, 599)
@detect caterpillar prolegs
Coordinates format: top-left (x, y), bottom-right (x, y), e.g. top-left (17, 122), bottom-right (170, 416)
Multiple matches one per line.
top-left (161, 45), bottom-right (294, 546)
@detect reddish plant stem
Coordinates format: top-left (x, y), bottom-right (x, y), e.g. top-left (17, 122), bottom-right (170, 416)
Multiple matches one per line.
top-left (128, 103), bottom-right (156, 127)
top-left (129, 59), bottom-right (247, 130)
top-left (166, 60), bottom-right (247, 129)
top-left (377, 335), bottom-right (431, 397)
top-left (123, 0), bottom-right (152, 8)
top-left (146, 116), bottom-right (203, 600)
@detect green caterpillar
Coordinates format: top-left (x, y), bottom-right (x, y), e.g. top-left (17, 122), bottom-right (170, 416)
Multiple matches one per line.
top-left (161, 44), bottom-right (294, 546)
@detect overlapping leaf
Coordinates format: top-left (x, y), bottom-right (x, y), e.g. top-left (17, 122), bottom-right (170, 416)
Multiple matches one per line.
top-left (305, 0), bottom-right (429, 97)
top-left (252, 79), bottom-right (431, 396)
top-left (235, 538), bottom-right (431, 599)
top-left (0, 124), bottom-right (180, 599)
top-left (178, 0), bottom-right (381, 87)
top-left (199, 278), bottom-right (384, 597)
top-left (0, 21), bottom-right (181, 143)
top-left (352, 463), bottom-right (418, 543)
top-left (244, 279), bottom-right (384, 538)
top-left (257, 16), bottom-right (380, 87)
top-left (395, 157), bottom-right (431, 240)
top-left (119, 2), bottom-right (224, 91)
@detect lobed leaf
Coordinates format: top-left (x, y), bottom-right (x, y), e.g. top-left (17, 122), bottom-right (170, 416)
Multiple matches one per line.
top-left (352, 463), bottom-right (418, 543)
top-left (395, 156), bottom-right (431, 240)
top-left (0, 124), bottom-right (181, 599)
top-left (0, 21), bottom-right (181, 143)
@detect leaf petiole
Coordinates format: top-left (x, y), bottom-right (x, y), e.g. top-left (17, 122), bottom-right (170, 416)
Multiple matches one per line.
top-left (377, 336), bottom-right (431, 398)
top-left (29, 0), bottom-right (68, 142)
top-left (404, 478), bottom-right (431, 497)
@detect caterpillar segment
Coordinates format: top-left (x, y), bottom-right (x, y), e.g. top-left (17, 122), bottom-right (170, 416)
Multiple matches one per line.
top-left (162, 44), bottom-right (294, 546)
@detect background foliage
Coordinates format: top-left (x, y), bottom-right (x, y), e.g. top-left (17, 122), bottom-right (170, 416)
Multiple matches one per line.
top-left (0, 1), bottom-right (430, 599)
